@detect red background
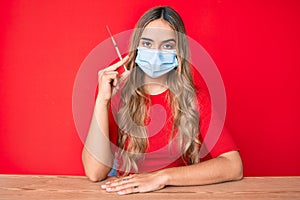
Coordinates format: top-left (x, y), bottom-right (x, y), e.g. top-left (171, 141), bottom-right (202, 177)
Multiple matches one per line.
top-left (0, 0), bottom-right (299, 176)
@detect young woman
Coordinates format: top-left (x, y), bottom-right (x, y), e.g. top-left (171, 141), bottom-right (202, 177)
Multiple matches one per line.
top-left (82, 6), bottom-right (243, 195)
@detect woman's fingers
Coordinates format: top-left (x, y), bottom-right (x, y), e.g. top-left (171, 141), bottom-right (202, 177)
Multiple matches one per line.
top-left (119, 69), bottom-right (130, 83)
top-left (99, 71), bottom-right (119, 85)
top-left (102, 176), bottom-right (139, 194)
top-left (117, 186), bottom-right (139, 195)
top-left (111, 69), bottom-right (131, 96)
top-left (101, 173), bottom-right (165, 195)
top-left (96, 71), bottom-right (119, 103)
top-left (96, 54), bottom-right (131, 105)
top-left (103, 55), bottom-right (129, 72)
top-left (105, 182), bottom-right (137, 192)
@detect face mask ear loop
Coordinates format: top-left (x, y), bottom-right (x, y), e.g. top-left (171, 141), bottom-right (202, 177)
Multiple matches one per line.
top-left (174, 53), bottom-right (178, 71)
top-left (174, 54), bottom-right (180, 72)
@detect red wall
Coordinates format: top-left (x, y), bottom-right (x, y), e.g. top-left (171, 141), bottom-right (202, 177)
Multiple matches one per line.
top-left (0, 0), bottom-right (299, 176)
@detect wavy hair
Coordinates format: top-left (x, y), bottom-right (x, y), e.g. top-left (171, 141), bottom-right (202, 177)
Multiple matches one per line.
top-left (116, 6), bottom-right (200, 175)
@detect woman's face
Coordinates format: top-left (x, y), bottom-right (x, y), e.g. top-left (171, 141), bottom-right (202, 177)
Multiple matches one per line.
top-left (139, 19), bottom-right (176, 50)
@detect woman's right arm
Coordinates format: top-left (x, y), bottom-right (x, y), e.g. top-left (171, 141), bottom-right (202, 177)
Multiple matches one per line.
top-left (82, 56), bottom-right (129, 182)
top-left (82, 102), bottom-right (113, 182)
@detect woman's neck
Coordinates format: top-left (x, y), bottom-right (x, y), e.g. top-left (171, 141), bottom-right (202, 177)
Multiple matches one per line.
top-left (143, 75), bottom-right (168, 95)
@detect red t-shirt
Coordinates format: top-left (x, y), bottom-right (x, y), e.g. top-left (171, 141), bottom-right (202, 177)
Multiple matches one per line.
top-left (107, 69), bottom-right (238, 174)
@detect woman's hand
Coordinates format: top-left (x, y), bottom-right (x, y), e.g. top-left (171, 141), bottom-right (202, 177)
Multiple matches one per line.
top-left (101, 172), bottom-right (168, 195)
top-left (96, 56), bottom-right (130, 105)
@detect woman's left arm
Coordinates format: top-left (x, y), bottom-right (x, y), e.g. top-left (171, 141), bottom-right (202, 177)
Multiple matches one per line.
top-left (102, 150), bottom-right (243, 195)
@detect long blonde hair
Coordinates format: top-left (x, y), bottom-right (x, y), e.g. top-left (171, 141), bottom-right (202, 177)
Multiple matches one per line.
top-left (116, 6), bottom-right (200, 174)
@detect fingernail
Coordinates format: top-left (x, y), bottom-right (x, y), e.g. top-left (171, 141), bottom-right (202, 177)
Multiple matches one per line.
top-left (101, 184), bottom-right (106, 189)
top-left (118, 191), bottom-right (125, 195)
top-left (106, 187), bottom-right (112, 191)
top-left (105, 181), bottom-right (111, 184)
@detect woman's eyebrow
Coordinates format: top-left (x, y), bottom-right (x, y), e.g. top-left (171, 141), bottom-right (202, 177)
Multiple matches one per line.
top-left (162, 39), bottom-right (176, 43)
top-left (140, 37), bottom-right (154, 42)
top-left (140, 38), bottom-right (176, 43)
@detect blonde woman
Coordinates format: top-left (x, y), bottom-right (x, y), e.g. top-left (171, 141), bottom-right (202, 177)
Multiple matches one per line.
top-left (82, 6), bottom-right (243, 195)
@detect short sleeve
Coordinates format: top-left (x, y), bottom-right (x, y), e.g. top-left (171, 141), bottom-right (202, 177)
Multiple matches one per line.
top-left (192, 66), bottom-right (238, 161)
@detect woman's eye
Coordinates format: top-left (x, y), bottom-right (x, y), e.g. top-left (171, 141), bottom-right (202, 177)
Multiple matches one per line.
top-left (163, 43), bottom-right (175, 49)
top-left (142, 41), bottom-right (152, 48)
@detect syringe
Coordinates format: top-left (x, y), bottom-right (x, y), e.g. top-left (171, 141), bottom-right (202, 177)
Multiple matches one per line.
top-left (106, 25), bottom-right (128, 71)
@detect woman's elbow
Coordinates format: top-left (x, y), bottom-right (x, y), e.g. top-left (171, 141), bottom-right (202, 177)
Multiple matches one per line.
top-left (82, 149), bottom-right (111, 182)
top-left (230, 152), bottom-right (244, 181)
top-left (85, 170), bottom-right (107, 182)
top-left (233, 162), bottom-right (244, 181)
top-left (220, 151), bottom-right (244, 181)
top-left (83, 162), bottom-right (111, 182)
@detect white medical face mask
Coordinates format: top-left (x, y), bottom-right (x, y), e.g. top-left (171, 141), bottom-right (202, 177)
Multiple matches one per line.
top-left (135, 47), bottom-right (178, 78)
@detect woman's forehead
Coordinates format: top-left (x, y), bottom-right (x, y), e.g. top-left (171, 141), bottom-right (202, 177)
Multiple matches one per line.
top-left (141, 19), bottom-right (175, 42)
